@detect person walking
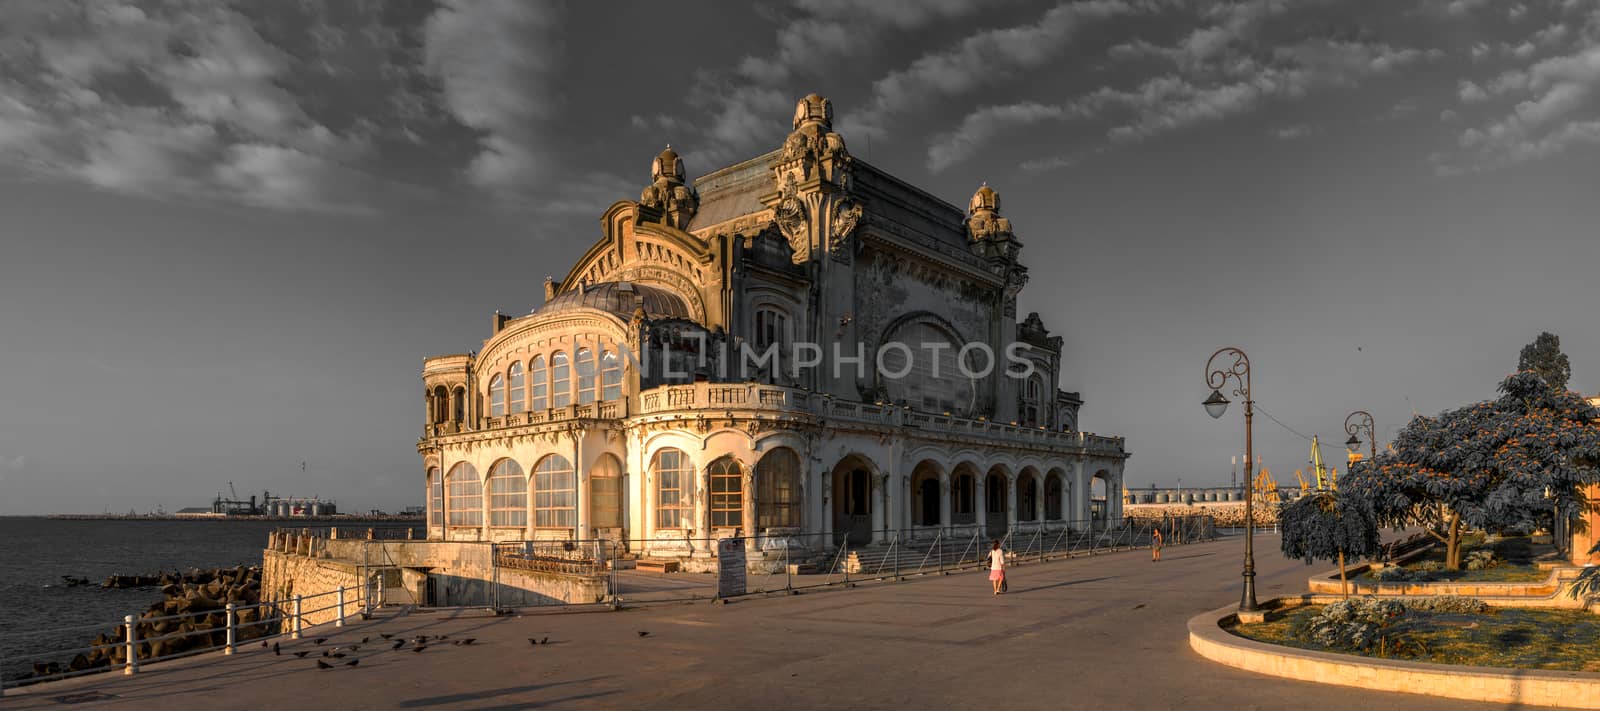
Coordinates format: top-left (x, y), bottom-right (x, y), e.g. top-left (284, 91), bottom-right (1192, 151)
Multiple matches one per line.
top-left (1151, 526), bottom-right (1163, 562)
top-left (988, 539), bottom-right (1006, 595)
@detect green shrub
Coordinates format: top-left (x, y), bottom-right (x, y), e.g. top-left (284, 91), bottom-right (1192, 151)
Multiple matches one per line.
top-left (1294, 598), bottom-right (1405, 651)
top-left (1402, 596), bottom-right (1489, 614)
top-left (1464, 550), bottom-right (1500, 571)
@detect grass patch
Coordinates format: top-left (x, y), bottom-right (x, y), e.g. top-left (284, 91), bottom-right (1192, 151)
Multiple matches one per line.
top-left (1230, 604), bottom-right (1600, 672)
top-left (1359, 535), bottom-right (1551, 583)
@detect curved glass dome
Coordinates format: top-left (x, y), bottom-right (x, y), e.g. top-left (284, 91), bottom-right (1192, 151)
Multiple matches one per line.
top-left (534, 281), bottom-right (692, 320)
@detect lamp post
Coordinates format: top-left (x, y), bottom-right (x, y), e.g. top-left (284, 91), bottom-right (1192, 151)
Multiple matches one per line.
top-left (1203, 347), bottom-right (1258, 612)
top-left (1344, 410), bottom-right (1376, 462)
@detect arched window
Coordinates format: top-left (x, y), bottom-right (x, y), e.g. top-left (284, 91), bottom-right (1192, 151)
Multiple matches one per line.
top-left (600, 350), bottom-right (622, 401)
top-left (590, 454), bottom-right (624, 530)
top-left (1023, 375), bottom-right (1043, 427)
top-left (911, 462), bottom-right (941, 527)
top-left (708, 457), bottom-right (743, 529)
top-left (508, 362), bottom-right (526, 413)
top-left (576, 347), bottom-right (597, 404)
top-left (533, 455), bottom-right (576, 529)
top-left (756, 448), bottom-right (801, 529)
top-left (1045, 474), bottom-right (1063, 520)
top-left (953, 471), bottom-right (976, 524)
top-left (427, 467), bottom-right (443, 527)
top-left (445, 462), bottom-right (481, 527)
top-left (550, 351), bottom-right (571, 407)
top-left (754, 307), bottom-right (789, 349)
top-left (653, 448), bottom-right (692, 529)
top-left (431, 386), bottom-right (448, 423)
top-left (1018, 475), bottom-right (1038, 522)
top-left (878, 320), bottom-right (973, 415)
top-left (452, 387), bottom-right (466, 424)
top-left (529, 356), bottom-right (548, 410)
top-left (488, 374), bottom-right (506, 417)
top-left (488, 459), bottom-right (527, 528)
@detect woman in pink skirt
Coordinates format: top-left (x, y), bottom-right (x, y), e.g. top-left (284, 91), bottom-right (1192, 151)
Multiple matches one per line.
top-left (988, 539), bottom-right (1006, 595)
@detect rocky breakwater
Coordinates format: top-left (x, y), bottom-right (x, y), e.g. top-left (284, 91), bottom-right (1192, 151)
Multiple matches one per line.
top-left (1125, 502), bottom-right (1278, 528)
top-left (26, 566), bottom-right (272, 680)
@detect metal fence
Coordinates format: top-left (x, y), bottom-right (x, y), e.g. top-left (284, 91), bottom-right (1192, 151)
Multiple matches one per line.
top-left (0, 583), bottom-right (366, 695)
top-left (463, 514), bottom-right (1218, 608)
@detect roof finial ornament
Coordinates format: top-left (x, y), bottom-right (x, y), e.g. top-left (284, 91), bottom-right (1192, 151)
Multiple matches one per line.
top-left (641, 144), bottom-right (698, 228)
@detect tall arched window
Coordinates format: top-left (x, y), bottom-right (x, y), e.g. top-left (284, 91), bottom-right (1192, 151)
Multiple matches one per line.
top-left (1023, 375), bottom-right (1043, 427)
top-left (452, 387), bottom-right (466, 424)
top-left (488, 459), bottom-right (527, 528)
top-left (600, 350), bottom-right (622, 401)
top-left (445, 462), bottom-right (481, 527)
top-left (550, 351), bottom-right (571, 407)
top-left (529, 356), bottom-right (548, 410)
top-left (878, 320), bottom-right (973, 415)
top-left (1018, 474), bottom-right (1038, 522)
top-left (911, 461), bottom-right (941, 527)
top-left (953, 471), bottom-right (976, 524)
top-left (431, 386), bottom-right (448, 423)
top-left (708, 457), bottom-right (743, 529)
top-left (576, 347), bottom-right (597, 405)
top-left (1045, 474), bottom-right (1063, 520)
top-left (488, 374), bottom-right (506, 417)
top-left (653, 448), bottom-right (692, 529)
top-left (533, 455), bottom-right (575, 529)
top-left (590, 454), bottom-right (623, 530)
top-left (427, 467), bottom-right (443, 527)
top-left (508, 362), bottom-right (526, 413)
top-left (756, 448), bottom-right (801, 529)
top-left (754, 307), bottom-right (789, 349)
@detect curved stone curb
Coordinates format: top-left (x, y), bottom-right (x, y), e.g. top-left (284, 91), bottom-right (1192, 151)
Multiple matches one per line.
top-left (1188, 602), bottom-right (1600, 709)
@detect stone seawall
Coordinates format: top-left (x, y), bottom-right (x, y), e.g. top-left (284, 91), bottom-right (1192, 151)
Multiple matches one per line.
top-left (261, 531), bottom-right (607, 610)
top-left (260, 550), bottom-right (362, 627)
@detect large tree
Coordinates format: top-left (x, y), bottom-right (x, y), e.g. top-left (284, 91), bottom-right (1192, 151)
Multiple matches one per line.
top-left (1344, 371), bottom-right (1600, 570)
top-left (1518, 331), bottom-right (1571, 391)
top-left (1280, 488), bottom-right (1381, 597)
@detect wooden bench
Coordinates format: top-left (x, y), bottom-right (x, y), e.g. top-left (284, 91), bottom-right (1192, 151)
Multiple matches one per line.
top-left (636, 559), bottom-right (679, 574)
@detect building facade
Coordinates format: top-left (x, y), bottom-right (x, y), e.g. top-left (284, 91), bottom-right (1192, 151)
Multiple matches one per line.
top-left (417, 94), bottom-right (1128, 563)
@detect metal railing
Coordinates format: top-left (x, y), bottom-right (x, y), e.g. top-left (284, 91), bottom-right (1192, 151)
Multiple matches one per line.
top-left (0, 583), bottom-right (366, 694)
top-left (464, 514), bottom-right (1218, 607)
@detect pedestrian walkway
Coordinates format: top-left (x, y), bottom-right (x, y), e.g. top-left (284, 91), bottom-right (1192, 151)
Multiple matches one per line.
top-left (3, 534), bottom-right (1513, 710)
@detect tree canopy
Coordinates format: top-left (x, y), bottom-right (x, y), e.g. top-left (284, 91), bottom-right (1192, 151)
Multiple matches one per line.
top-left (1343, 371), bottom-right (1600, 569)
top-left (1518, 331), bottom-right (1571, 391)
top-left (1280, 488), bottom-right (1381, 565)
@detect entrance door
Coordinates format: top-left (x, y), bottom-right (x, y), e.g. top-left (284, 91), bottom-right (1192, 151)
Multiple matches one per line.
top-left (985, 474), bottom-right (1008, 540)
top-left (833, 468), bottom-right (872, 546)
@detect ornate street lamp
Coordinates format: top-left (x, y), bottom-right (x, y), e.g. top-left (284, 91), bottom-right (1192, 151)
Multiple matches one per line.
top-left (1203, 347), bottom-right (1258, 612)
top-left (1344, 410), bottom-right (1376, 462)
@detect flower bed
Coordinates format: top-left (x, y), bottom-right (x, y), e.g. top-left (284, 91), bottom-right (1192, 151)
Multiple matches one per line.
top-left (1227, 598), bottom-right (1600, 672)
top-left (1359, 534), bottom-right (1550, 584)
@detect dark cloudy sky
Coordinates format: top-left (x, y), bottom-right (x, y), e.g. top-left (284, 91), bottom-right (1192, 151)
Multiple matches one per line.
top-left (2, 0), bottom-right (1597, 514)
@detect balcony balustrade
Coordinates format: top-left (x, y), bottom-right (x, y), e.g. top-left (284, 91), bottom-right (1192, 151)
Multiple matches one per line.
top-left (424, 381), bottom-right (1124, 457)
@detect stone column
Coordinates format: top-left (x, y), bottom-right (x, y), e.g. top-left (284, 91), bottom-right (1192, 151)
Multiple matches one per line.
top-left (1005, 474), bottom-right (1018, 531)
top-left (868, 474), bottom-right (885, 546)
top-left (693, 462), bottom-right (710, 555)
top-left (742, 469), bottom-right (758, 552)
top-left (819, 464), bottom-right (833, 546)
top-left (1073, 459), bottom-right (1088, 530)
top-left (939, 474), bottom-right (952, 531)
top-left (639, 441), bottom-right (654, 549)
top-left (975, 475), bottom-right (988, 531)
top-left (574, 432), bottom-right (588, 542)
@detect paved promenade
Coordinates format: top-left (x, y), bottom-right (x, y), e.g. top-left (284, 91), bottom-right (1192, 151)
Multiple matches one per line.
top-left (5, 534), bottom-right (1519, 710)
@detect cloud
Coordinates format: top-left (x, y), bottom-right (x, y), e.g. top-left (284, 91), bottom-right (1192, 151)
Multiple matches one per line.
top-left (848, 0), bottom-right (1136, 139)
top-left (650, 0), bottom-right (1005, 167)
top-left (1271, 123), bottom-right (1316, 139)
top-left (422, 0), bottom-right (564, 193)
top-left (927, 102), bottom-right (1083, 172)
top-left (0, 1), bottom-right (394, 213)
top-left (1441, 43), bottom-right (1600, 172)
